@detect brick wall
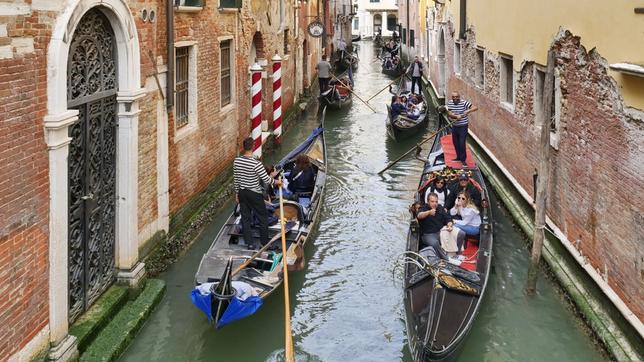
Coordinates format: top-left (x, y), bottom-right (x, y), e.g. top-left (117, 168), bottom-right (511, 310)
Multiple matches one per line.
top-left (0, 8), bottom-right (50, 359)
top-left (431, 25), bottom-right (644, 320)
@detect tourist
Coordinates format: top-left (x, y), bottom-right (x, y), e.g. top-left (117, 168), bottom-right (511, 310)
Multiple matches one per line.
top-left (446, 91), bottom-right (478, 165)
top-left (449, 191), bottom-right (481, 237)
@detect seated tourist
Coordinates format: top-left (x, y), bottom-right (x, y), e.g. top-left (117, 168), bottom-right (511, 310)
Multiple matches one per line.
top-left (445, 172), bottom-right (482, 209)
top-left (449, 191), bottom-right (481, 236)
top-left (413, 193), bottom-right (465, 260)
top-left (390, 97), bottom-right (407, 118)
top-left (424, 176), bottom-right (450, 206)
top-left (287, 155), bottom-right (315, 196)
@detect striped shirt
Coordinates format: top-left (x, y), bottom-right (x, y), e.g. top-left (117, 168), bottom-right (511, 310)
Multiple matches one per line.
top-left (233, 156), bottom-right (273, 194)
top-left (447, 99), bottom-right (473, 127)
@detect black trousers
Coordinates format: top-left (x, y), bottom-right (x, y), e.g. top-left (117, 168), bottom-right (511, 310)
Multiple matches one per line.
top-left (239, 189), bottom-right (269, 246)
top-left (452, 125), bottom-right (468, 163)
top-left (318, 77), bottom-right (330, 94)
top-left (411, 76), bottom-right (422, 94)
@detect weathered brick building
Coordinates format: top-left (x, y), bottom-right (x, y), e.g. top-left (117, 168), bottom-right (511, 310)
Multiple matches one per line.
top-left (421, 0), bottom-right (643, 347)
top-left (0, 0), bottom-right (323, 360)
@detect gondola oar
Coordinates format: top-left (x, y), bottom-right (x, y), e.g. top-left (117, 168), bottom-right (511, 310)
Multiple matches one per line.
top-left (367, 74), bottom-right (404, 102)
top-left (330, 74), bottom-right (378, 113)
top-left (278, 177), bottom-right (295, 362)
top-left (378, 119), bottom-right (453, 175)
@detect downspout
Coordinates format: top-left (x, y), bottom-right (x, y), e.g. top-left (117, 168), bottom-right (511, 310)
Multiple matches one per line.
top-left (166, 0), bottom-right (175, 111)
top-left (406, 0), bottom-right (410, 63)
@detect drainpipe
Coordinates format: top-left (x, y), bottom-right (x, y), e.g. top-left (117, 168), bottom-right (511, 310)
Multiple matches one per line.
top-left (166, 0), bottom-right (175, 111)
top-left (406, 0), bottom-right (410, 63)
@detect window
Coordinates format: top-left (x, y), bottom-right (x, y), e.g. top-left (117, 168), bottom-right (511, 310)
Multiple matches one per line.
top-left (476, 48), bottom-right (484, 87)
top-left (218, 0), bottom-right (241, 8)
top-left (410, 29), bottom-right (415, 47)
top-left (177, 0), bottom-right (204, 7)
top-left (283, 29), bottom-right (290, 54)
top-left (175, 47), bottom-right (189, 128)
top-left (459, 0), bottom-right (467, 39)
top-left (402, 28), bottom-right (407, 44)
top-left (454, 42), bottom-right (461, 74)
top-left (220, 40), bottom-right (232, 107)
top-left (500, 55), bottom-right (514, 105)
top-left (370, 0), bottom-right (380, 2)
top-left (387, 15), bottom-right (397, 31)
top-left (353, 18), bottom-right (359, 31)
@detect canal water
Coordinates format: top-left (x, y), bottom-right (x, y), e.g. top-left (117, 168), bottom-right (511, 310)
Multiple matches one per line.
top-left (121, 43), bottom-right (605, 361)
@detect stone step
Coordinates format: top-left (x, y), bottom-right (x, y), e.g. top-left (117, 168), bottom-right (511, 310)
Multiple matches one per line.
top-left (79, 279), bottom-right (166, 362)
top-left (69, 285), bottom-right (129, 353)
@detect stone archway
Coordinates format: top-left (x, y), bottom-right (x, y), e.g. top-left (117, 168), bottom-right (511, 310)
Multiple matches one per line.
top-left (44, 0), bottom-right (145, 351)
top-left (438, 29), bottom-right (446, 96)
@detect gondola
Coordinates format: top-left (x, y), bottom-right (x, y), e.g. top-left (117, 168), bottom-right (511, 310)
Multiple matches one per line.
top-left (192, 110), bottom-right (328, 327)
top-left (318, 70), bottom-right (353, 110)
top-left (333, 49), bottom-right (359, 72)
top-left (403, 116), bottom-right (493, 361)
top-left (385, 76), bottom-right (428, 140)
top-left (352, 34), bottom-right (361, 42)
top-left (381, 52), bottom-right (403, 76)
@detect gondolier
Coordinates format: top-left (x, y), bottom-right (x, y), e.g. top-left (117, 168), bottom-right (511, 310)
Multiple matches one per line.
top-left (233, 137), bottom-right (282, 250)
top-left (406, 56), bottom-right (424, 94)
top-left (316, 55), bottom-right (332, 94)
top-left (446, 91), bottom-right (478, 165)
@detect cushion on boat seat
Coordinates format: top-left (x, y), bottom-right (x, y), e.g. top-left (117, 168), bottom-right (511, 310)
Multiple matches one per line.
top-left (273, 201), bottom-right (305, 223)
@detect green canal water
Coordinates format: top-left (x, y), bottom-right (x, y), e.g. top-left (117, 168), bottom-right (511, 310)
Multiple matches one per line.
top-left (120, 43), bottom-right (605, 362)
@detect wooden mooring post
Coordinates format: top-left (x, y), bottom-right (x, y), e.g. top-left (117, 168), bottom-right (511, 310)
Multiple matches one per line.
top-left (526, 50), bottom-right (555, 295)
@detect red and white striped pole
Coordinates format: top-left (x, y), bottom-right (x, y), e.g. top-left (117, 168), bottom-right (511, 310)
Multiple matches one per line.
top-left (250, 63), bottom-right (263, 158)
top-left (272, 54), bottom-right (283, 143)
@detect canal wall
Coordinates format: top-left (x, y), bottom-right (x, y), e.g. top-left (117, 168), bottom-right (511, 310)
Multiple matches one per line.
top-left (423, 79), bottom-right (644, 361)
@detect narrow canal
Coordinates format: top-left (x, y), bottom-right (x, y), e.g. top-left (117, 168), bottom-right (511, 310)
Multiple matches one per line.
top-left (121, 43), bottom-right (605, 361)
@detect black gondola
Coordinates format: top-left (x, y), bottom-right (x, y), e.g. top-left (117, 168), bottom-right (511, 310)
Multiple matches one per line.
top-left (352, 34), bottom-right (361, 42)
top-left (381, 52), bottom-right (403, 76)
top-left (385, 77), bottom-right (428, 140)
top-left (403, 117), bottom-right (493, 361)
top-left (319, 70), bottom-right (353, 110)
top-left (334, 49), bottom-right (359, 72)
top-left (193, 110), bottom-right (328, 325)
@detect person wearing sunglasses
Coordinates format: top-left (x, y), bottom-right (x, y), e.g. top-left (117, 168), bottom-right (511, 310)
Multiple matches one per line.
top-left (449, 191), bottom-right (481, 237)
top-left (445, 172), bottom-right (481, 210)
top-left (424, 176), bottom-right (450, 206)
top-left (446, 91), bottom-right (478, 165)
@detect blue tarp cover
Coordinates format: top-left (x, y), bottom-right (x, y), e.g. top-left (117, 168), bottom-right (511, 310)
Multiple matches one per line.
top-left (276, 127), bottom-right (323, 169)
top-left (216, 296), bottom-right (263, 328)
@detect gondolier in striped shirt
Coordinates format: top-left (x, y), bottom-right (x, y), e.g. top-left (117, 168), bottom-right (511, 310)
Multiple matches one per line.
top-left (233, 137), bottom-right (282, 249)
top-left (446, 92), bottom-right (478, 165)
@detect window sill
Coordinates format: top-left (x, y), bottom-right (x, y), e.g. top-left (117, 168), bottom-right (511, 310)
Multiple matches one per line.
top-left (175, 6), bottom-right (203, 13)
top-left (174, 116), bottom-right (199, 143)
top-left (500, 101), bottom-right (515, 113)
top-left (220, 103), bottom-right (236, 116)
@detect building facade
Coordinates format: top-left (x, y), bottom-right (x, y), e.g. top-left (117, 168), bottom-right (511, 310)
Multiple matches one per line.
top-left (0, 0), bottom-right (321, 360)
top-left (353, 0), bottom-right (397, 39)
top-left (423, 0), bottom-right (643, 326)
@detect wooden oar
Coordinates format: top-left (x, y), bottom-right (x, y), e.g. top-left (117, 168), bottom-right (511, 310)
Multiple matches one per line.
top-left (330, 74), bottom-right (378, 113)
top-left (278, 177), bottom-right (295, 362)
top-left (231, 218), bottom-right (295, 277)
top-left (377, 119), bottom-right (453, 175)
top-left (367, 74), bottom-right (404, 102)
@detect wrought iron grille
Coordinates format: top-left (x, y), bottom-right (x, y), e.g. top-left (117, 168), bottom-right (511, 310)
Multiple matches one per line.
top-left (67, 8), bottom-right (117, 323)
top-left (175, 47), bottom-right (189, 128)
top-left (220, 40), bottom-right (232, 106)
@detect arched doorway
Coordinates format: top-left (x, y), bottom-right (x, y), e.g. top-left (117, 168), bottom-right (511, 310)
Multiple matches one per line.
top-left (438, 29), bottom-right (446, 96)
top-left (66, 8), bottom-right (117, 323)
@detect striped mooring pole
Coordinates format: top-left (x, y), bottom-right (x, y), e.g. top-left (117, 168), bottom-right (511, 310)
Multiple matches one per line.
top-left (272, 53), bottom-right (283, 143)
top-left (250, 63), bottom-right (263, 158)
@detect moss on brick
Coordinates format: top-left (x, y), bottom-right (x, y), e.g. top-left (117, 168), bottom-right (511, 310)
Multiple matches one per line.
top-left (69, 285), bottom-right (128, 353)
top-left (79, 279), bottom-right (166, 362)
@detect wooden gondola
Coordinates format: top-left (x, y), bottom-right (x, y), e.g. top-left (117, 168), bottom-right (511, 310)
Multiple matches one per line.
top-left (381, 52), bottom-right (403, 76)
top-left (403, 117), bottom-right (493, 361)
top-left (193, 110), bottom-right (328, 323)
top-left (318, 70), bottom-right (353, 110)
top-left (385, 76), bottom-right (428, 140)
top-left (333, 49), bottom-right (359, 72)
top-left (352, 34), bottom-right (361, 42)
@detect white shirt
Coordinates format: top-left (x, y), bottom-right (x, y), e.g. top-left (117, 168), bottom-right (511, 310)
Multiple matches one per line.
top-left (450, 206), bottom-right (481, 227)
